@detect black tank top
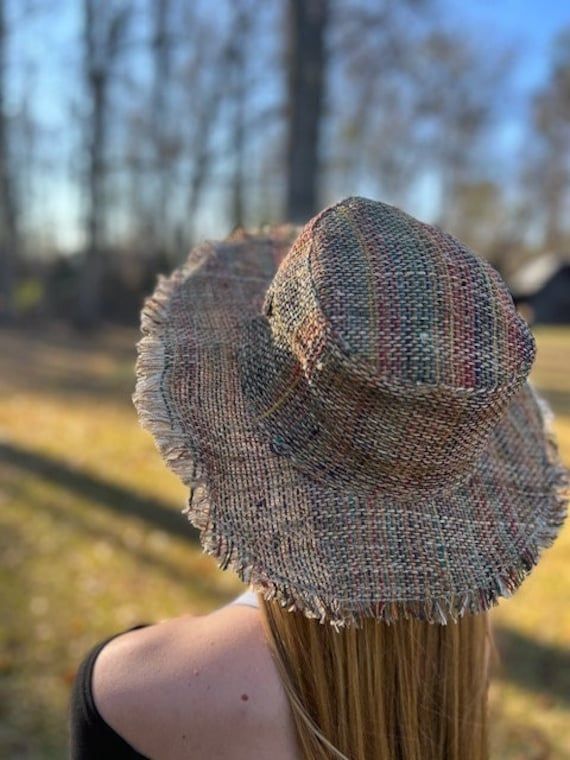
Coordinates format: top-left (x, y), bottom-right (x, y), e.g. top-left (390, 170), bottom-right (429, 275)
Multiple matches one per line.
top-left (68, 623), bottom-right (152, 759)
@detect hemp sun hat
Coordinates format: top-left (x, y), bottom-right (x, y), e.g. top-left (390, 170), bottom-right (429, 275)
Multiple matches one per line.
top-left (132, 196), bottom-right (569, 631)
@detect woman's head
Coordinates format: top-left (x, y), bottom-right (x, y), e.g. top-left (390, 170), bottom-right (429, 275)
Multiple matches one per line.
top-left (133, 195), bottom-right (568, 754)
top-left (259, 594), bottom-right (495, 760)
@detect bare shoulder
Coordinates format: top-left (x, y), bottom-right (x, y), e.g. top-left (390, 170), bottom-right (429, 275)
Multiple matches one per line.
top-left (92, 602), bottom-right (298, 760)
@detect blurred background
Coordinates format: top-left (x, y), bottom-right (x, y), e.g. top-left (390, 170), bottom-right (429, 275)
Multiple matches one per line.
top-left (0, 0), bottom-right (568, 757)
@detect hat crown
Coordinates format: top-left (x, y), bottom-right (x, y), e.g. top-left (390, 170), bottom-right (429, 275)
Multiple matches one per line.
top-left (244, 197), bottom-right (536, 496)
top-left (264, 196), bottom-right (535, 393)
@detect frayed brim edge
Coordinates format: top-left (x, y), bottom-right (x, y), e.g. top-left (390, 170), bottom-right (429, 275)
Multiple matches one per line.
top-left (132, 259), bottom-right (570, 632)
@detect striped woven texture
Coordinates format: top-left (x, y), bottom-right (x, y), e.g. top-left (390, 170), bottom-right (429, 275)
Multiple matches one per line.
top-left (132, 197), bottom-right (569, 630)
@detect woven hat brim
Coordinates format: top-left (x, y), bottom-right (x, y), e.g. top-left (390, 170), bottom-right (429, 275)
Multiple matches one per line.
top-left (132, 234), bottom-right (569, 630)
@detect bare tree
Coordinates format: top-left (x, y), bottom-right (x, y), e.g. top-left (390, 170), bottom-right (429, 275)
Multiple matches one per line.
top-left (526, 28), bottom-right (570, 252)
top-left (77, 0), bottom-right (131, 331)
top-left (318, 1), bottom-right (437, 209)
top-left (286, 0), bottom-right (330, 222)
top-left (413, 31), bottom-right (512, 232)
top-left (228, 2), bottom-right (255, 229)
top-left (149, 0), bottom-right (174, 253)
top-left (183, 21), bottom-right (236, 243)
top-left (319, 1), bottom-right (515, 239)
top-left (0, 0), bottom-right (19, 322)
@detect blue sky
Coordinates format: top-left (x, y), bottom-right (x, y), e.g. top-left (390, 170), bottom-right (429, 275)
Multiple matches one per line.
top-left (460, 0), bottom-right (569, 89)
top-left (7, 0), bottom-right (570, 252)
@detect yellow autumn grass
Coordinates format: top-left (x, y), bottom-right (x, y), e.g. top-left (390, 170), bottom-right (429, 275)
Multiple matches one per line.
top-left (0, 323), bottom-right (568, 759)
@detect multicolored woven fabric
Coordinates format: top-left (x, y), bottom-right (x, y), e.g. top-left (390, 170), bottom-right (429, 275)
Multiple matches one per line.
top-left (132, 197), bottom-right (569, 630)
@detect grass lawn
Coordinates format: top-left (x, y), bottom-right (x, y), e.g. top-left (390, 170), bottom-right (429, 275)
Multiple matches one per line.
top-left (0, 322), bottom-right (568, 759)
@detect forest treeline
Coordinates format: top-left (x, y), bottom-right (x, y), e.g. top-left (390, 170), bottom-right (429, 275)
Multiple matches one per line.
top-left (0, 0), bottom-right (568, 330)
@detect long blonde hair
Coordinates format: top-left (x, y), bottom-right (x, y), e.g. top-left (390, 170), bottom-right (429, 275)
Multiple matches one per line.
top-left (258, 595), bottom-right (496, 760)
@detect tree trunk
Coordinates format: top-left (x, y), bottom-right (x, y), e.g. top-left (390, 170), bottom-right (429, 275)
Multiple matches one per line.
top-left (230, 4), bottom-right (252, 229)
top-left (81, 67), bottom-right (106, 330)
top-left (78, 0), bottom-right (130, 330)
top-left (0, 0), bottom-right (19, 322)
top-left (185, 33), bottom-right (234, 243)
top-left (285, 0), bottom-right (329, 223)
top-left (151, 0), bottom-right (172, 253)
top-left (77, 0), bottom-right (106, 331)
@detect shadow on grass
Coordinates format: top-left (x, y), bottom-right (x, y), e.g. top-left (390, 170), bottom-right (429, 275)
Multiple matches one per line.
top-left (0, 474), bottom-right (231, 608)
top-left (0, 439), bottom-right (234, 613)
top-left (0, 324), bottom-right (138, 405)
top-left (492, 626), bottom-right (570, 706)
top-left (3, 442), bottom-right (569, 709)
top-left (0, 441), bottom-right (199, 545)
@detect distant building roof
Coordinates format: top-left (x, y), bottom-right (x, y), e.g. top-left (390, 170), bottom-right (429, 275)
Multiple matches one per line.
top-left (509, 251), bottom-right (564, 297)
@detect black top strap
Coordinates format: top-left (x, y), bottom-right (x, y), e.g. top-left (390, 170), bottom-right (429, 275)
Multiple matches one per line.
top-left (68, 623), bottom-right (152, 760)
